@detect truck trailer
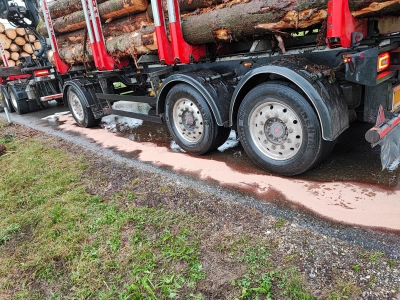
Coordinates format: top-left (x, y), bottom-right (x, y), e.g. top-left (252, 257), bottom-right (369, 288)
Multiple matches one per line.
top-left (7, 0), bottom-right (400, 176)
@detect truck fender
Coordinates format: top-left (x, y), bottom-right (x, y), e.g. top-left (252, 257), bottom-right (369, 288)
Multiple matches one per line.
top-left (229, 64), bottom-right (349, 141)
top-left (63, 79), bottom-right (105, 119)
top-left (7, 82), bottom-right (28, 101)
top-left (157, 70), bottom-right (234, 127)
top-left (63, 79), bottom-right (95, 107)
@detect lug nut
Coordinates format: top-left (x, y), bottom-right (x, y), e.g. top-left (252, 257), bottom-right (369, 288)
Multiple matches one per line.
top-left (288, 128), bottom-right (293, 133)
top-left (281, 145), bottom-right (285, 149)
top-left (272, 145), bottom-right (276, 150)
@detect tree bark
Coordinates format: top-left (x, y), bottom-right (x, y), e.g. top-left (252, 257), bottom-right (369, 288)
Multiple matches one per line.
top-left (178, 0), bottom-right (400, 44)
top-left (38, 12), bottom-right (151, 44)
top-left (40, 0), bottom-right (109, 20)
top-left (146, 0), bottom-right (224, 19)
top-left (58, 27), bottom-right (157, 64)
top-left (47, 0), bottom-right (149, 34)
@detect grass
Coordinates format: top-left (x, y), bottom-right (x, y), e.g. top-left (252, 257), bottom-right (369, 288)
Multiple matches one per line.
top-left (1, 121), bottom-right (387, 299)
top-left (0, 136), bottom-right (205, 298)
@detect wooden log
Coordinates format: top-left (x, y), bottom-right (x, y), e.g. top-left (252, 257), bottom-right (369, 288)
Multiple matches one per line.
top-left (5, 28), bottom-right (16, 40)
top-left (25, 34), bottom-right (36, 42)
top-left (41, 0), bottom-right (400, 46)
top-left (33, 41), bottom-right (42, 50)
top-left (40, 0), bottom-right (109, 20)
top-left (7, 60), bottom-right (15, 67)
top-left (23, 43), bottom-right (35, 54)
top-left (10, 52), bottom-right (19, 61)
top-left (16, 28), bottom-right (26, 36)
top-left (0, 34), bottom-right (11, 49)
top-left (0, 22), bottom-right (5, 34)
top-left (58, 27), bottom-right (157, 64)
top-left (9, 43), bottom-right (20, 52)
top-left (50, 0), bottom-right (148, 34)
top-left (146, 0), bottom-right (224, 19)
top-left (14, 36), bottom-right (26, 46)
top-left (178, 0), bottom-right (400, 45)
top-left (3, 50), bottom-right (10, 59)
top-left (38, 12), bottom-right (151, 43)
top-left (20, 52), bottom-right (30, 57)
top-left (15, 60), bottom-right (21, 66)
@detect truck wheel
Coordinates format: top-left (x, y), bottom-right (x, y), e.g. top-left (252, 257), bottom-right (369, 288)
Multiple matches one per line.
top-left (1, 86), bottom-right (15, 113)
top-left (165, 83), bottom-right (230, 155)
top-left (67, 85), bottom-right (100, 128)
top-left (237, 82), bottom-right (325, 176)
top-left (9, 87), bottom-right (29, 115)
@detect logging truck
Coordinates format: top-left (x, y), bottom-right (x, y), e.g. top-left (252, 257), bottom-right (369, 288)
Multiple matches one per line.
top-left (0, 0), bottom-right (63, 114)
top-left (4, 0), bottom-right (400, 176)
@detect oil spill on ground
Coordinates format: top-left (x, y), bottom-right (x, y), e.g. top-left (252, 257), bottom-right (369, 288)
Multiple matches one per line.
top-left (115, 119), bottom-right (400, 188)
top-left (54, 114), bottom-right (400, 232)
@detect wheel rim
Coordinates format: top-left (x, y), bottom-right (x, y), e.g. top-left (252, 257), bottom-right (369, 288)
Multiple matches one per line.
top-left (172, 98), bottom-right (204, 143)
top-left (249, 100), bottom-right (303, 161)
top-left (10, 91), bottom-right (18, 110)
top-left (68, 91), bottom-right (85, 122)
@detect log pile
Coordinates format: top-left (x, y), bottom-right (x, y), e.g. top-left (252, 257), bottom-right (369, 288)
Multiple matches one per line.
top-left (38, 0), bottom-right (400, 66)
top-left (0, 23), bottom-right (40, 67)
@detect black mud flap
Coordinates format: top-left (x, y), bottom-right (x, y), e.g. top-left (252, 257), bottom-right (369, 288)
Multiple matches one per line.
top-left (378, 125), bottom-right (400, 170)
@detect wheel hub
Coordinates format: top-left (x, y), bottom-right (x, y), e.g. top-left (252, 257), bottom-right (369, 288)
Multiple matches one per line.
top-left (249, 100), bottom-right (303, 160)
top-left (265, 118), bottom-right (288, 144)
top-left (173, 98), bottom-right (204, 143)
top-left (182, 111), bottom-right (196, 130)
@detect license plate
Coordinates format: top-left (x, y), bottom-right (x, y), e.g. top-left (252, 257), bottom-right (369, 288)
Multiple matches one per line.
top-left (393, 85), bottom-right (400, 112)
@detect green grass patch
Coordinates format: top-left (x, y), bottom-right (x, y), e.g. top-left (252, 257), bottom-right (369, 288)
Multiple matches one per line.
top-left (0, 138), bottom-right (204, 299)
top-left (0, 132), bottom-right (317, 299)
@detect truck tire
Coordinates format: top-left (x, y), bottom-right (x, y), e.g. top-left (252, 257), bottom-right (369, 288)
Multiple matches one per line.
top-left (67, 85), bottom-right (100, 128)
top-left (165, 83), bottom-right (230, 155)
top-left (8, 87), bottom-right (29, 115)
top-left (237, 82), bottom-right (327, 176)
top-left (1, 86), bottom-right (15, 113)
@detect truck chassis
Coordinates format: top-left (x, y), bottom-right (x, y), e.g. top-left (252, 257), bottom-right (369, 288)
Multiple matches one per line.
top-left (40, 0), bottom-right (400, 176)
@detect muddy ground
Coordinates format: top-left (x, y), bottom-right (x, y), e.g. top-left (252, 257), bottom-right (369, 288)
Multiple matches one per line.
top-left (1, 122), bottom-right (400, 299)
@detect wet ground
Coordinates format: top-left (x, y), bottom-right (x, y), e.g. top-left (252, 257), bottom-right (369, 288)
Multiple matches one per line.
top-left (107, 119), bottom-right (400, 188)
top-left (2, 102), bottom-right (400, 232)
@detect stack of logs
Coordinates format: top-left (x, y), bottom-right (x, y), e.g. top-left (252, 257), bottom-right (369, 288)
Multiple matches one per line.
top-left (37, 0), bottom-right (400, 66)
top-left (0, 22), bottom-right (41, 67)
